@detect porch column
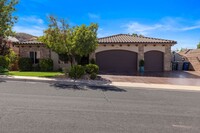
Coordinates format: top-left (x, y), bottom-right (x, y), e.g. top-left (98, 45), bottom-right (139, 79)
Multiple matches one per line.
top-left (138, 44), bottom-right (144, 71)
top-left (164, 44), bottom-right (172, 71)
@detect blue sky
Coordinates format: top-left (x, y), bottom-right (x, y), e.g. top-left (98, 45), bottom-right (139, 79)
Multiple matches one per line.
top-left (13, 0), bottom-right (200, 50)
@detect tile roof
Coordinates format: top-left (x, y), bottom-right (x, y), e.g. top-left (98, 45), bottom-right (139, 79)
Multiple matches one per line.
top-left (14, 40), bottom-right (44, 45)
top-left (98, 34), bottom-right (177, 44)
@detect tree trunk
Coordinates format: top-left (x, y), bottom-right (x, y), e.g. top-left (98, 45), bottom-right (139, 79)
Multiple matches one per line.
top-left (69, 55), bottom-right (76, 67)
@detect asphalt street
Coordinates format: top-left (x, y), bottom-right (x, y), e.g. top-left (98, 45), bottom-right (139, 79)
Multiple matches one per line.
top-left (0, 80), bottom-right (200, 133)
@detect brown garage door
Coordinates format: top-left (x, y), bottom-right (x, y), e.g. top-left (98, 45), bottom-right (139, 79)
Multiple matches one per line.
top-left (144, 51), bottom-right (164, 72)
top-left (96, 50), bottom-right (138, 75)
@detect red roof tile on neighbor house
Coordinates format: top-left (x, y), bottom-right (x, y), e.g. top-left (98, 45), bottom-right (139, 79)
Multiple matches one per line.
top-left (98, 34), bottom-right (177, 44)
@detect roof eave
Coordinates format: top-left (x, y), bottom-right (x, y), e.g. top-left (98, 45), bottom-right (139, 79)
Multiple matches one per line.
top-left (98, 41), bottom-right (177, 45)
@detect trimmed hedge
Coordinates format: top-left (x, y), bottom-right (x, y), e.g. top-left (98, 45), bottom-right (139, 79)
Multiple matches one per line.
top-left (39, 59), bottom-right (53, 72)
top-left (85, 64), bottom-right (99, 74)
top-left (18, 58), bottom-right (32, 71)
top-left (69, 65), bottom-right (85, 79)
top-left (0, 56), bottom-right (10, 69)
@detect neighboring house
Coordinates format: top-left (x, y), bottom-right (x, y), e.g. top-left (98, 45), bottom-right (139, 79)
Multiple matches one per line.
top-left (171, 51), bottom-right (188, 71)
top-left (178, 49), bottom-right (200, 71)
top-left (12, 33), bottom-right (177, 75)
top-left (93, 34), bottom-right (176, 75)
top-left (171, 51), bottom-right (184, 62)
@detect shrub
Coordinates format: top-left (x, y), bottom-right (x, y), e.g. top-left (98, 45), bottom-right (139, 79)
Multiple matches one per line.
top-left (0, 56), bottom-right (10, 69)
top-left (0, 66), bottom-right (9, 73)
top-left (69, 65), bottom-right (85, 79)
top-left (39, 59), bottom-right (53, 72)
top-left (32, 64), bottom-right (40, 71)
top-left (6, 49), bottom-right (18, 70)
top-left (85, 64), bottom-right (99, 74)
top-left (90, 72), bottom-right (97, 80)
top-left (18, 58), bottom-right (32, 71)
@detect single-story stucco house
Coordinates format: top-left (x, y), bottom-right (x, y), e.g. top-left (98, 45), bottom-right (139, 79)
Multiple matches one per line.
top-left (93, 34), bottom-right (176, 74)
top-left (12, 33), bottom-right (177, 75)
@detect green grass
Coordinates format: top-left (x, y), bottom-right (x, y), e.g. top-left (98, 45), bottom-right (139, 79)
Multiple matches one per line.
top-left (8, 71), bottom-right (63, 78)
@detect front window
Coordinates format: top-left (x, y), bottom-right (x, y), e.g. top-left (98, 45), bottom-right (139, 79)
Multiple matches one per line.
top-left (30, 51), bottom-right (39, 64)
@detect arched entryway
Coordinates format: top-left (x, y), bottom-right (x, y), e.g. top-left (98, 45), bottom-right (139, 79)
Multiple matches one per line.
top-left (96, 50), bottom-right (138, 75)
top-left (144, 51), bottom-right (164, 72)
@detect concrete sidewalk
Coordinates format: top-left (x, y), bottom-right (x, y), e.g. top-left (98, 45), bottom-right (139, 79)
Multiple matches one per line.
top-left (1, 75), bottom-right (200, 91)
top-left (101, 74), bottom-right (200, 86)
top-left (111, 82), bottom-right (200, 91)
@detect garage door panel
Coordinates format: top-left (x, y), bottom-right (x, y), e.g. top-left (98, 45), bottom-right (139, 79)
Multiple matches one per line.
top-left (96, 50), bottom-right (137, 75)
top-left (144, 51), bottom-right (164, 72)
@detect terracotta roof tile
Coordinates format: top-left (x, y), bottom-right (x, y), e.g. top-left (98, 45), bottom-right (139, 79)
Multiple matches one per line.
top-left (14, 40), bottom-right (44, 45)
top-left (98, 34), bottom-right (177, 44)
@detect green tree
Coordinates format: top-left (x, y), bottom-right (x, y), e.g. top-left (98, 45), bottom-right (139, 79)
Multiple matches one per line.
top-left (0, 0), bottom-right (18, 55)
top-left (73, 24), bottom-right (98, 57)
top-left (132, 33), bottom-right (138, 36)
top-left (197, 42), bottom-right (200, 49)
top-left (40, 16), bottom-right (98, 66)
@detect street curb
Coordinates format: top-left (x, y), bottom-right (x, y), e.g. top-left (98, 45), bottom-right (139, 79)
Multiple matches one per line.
top-left (1, 76), bottom-right (200, 91)
top-left (0, 76), bottom-right (111, 86)
top-left (0, 76), bottom-right (56, 83)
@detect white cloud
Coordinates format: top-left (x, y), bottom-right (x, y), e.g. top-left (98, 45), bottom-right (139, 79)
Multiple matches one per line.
top-left (181, 25), bottom-right (200, 31)
top-left (123, 18), bottom-right (200, 35)
top-left (20, 16), bottom-right (44, 25)
top-left (88, 13), bottom-right (100, 19)
top-left (124, 22), bottom-right (163, 35)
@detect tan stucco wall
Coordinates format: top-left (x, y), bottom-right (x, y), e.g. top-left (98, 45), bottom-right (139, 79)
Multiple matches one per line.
top-left (164, 45), bottom-right (172, 71)
top-left (51, 51), bottom-right (70, 71)
top-left (95, 44), bottom-right (138, 53)
top-left (19, 46), bottom-right (50, 59)
top-left (144, 45), bottom-right (165, 53)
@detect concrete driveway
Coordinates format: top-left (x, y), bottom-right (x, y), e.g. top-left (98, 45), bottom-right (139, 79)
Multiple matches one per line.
top-left (101, 71), bottom-right (200, 86)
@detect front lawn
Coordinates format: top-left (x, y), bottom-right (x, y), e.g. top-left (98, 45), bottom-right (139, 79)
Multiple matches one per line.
top-left (8, 71), bottom-right (64, 78)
